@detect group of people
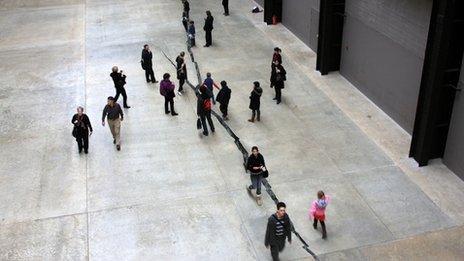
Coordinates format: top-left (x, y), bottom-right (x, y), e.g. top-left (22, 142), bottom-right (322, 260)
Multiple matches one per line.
top-left (182, 0), bottom-right (219, 48)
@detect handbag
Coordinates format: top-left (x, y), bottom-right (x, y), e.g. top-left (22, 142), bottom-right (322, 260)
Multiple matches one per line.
top-left (72, 126), bottom-right (78, 138)
top-left (140, 60), bottom-right (146, 70)
top-left (197, 118), bottom-right (202, 130)
top-left (262, 169), bottom-right (269, 178)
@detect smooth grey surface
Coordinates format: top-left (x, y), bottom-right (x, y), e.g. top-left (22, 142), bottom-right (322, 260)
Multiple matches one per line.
top-left (0, 0), bottom-right (463, 260)
top-left (339, 0), bottom-right (432, 133)
top-left (444, 55), bottom-right (464, 180)
top-left (281, 0), bottom-right (318, 51)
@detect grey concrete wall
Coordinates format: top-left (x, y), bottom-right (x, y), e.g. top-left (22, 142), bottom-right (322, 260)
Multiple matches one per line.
top-left (282, 0), bottom-right (319, 51)
top-left (340, 0), bottom-right (433, 133)
top-left (254, 0), bottom-right (264, 7)
top-left (444, 56), bottom-right (464, 180)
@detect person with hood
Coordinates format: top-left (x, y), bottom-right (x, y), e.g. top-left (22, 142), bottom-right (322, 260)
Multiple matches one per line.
top-left (248, 81), bottom-right (263, 122)
top-left (265, 202), bottom-right (292, 261)
top-left (270, 61), bottom-right (286, 104)
top-left (176, 52), bottom-right (187, 95)
top-left (215, 80), bottom-right (231, 120)
top-left (159, 73), bottom-right (178, 116)
top-left (203, 10), bottom-right (214, 47)
top-left (197, 85), bottom-right (215, 136)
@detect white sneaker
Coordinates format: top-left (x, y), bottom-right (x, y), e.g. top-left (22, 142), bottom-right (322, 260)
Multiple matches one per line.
top-left (177, 91), bottom-right (183, 96)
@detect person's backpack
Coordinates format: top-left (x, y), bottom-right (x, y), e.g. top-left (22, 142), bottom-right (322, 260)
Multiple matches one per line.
top-left (203, 98), bottom-right (212, 111)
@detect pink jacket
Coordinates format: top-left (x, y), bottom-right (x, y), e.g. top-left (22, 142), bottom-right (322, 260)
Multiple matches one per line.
top-left (309, 195), bottom-right (331, 219)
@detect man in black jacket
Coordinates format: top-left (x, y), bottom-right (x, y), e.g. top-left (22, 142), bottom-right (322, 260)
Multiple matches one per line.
top-left (141, 44), bottom-right (157, 83)
top-left (110, 66), bottom-right (130, 108)
top-left (215, 80), bottom-right (231, 120)
top-left (197, 85), bottom-right (215, 136)
top-left (183, 0), bottom-right (190, 18)
top-left (265, 202), bottom-right (292, 261)
top-left (222, 0), bottom-right (229, 16)
top-left (203, 11), bottom-right (214, 47)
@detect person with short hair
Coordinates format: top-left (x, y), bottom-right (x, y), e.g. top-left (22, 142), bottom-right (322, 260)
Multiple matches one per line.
top-left (215, 80), bottom-right (231, 120)
top-left (248, 81), bottom-right (262, 122)
top-left (71, 106), bottom-right (92, 154)
top-left (203, 72), bottom-right (220, 104)
top-left (182, 11), bottom-right (189, 31)
top-left (141, 44), bottom-right (157, 83)
top-left (272, 47), bottom-right (282, 66)
top-left (176, 52), bottom-right (187, 95)
top-left (197, 85), bottom-right (215, 136)
top-left (110, 66), bottom-right (130, 108)
top-left (159, 73), bottom-right (178, 116)
top-left (270, 61), bottom-right (286, 104)
top-left (102, 96), bottom-right (124, 151)
top-left (203, 10), bottom-right (214, 47)
top-left (265, 202), bottom-right (292, 261)
top-left (246, 146), bottom-right (266, 205)
top-left (188, 20), bottom-right (196, 47)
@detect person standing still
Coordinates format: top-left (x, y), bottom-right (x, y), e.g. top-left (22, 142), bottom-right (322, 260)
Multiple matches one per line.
top-left (272, 47), bottom-right (282, 67)
top-left (141, 44), bottom-right (158, 83)
top-left (182, 11), bottom-right (189, 31)
top-left (159, 73), bottom-right (178, 116)
top-left (248, 81), bottom-right (263, 122)
top-left (246, 146), bottom-right (266, 205)
top-left (265, 202), bottom-right (292, 261)
top-left (270, 61), bottom-right (286, 104)
top-left (176, 52), bottom-right (187, 95)
top-left (222, 0), bottom-right (229, 16)
top-left (110, 66), bottom-right (130, 108)
top-left (203, 72), bottom-right (220, 104)
top-left (183, 0), bottom-right (190, 18)
top-left (203, 11), bottom-right (214, 47)
top-left (102, 97), bottom-right (124, 151)
top-left (197, 86), bottom-right (215, 136)
top-left (71, 106), bottom-right (92, 154)
top-left (188, 21), bottom-right (196, 47)
top-left (215, 80), bottom-right (231, 120)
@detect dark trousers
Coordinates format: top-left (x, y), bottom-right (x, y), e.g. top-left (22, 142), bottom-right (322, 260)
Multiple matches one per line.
top-left (223, 4), bottom-right (229, 15)
top-left (205, 30), bottom-right (212, 46)
top-left (114, 87), bottom-right (128, 107)
top-left (251, 109), bottom-right (260, 121)
top-left (182, 21), bottom-right (188, 31)
top-left (76, 135), bottom-right (89, 152)
top-left (190, 37), bottom-right (196, 47)
top-left (219, 103), bottom-right (228, 117)
top-left (145, 67), bottom-right (156, 82)
top-left (275, 87), bottom-right (282, 102)
top-left (270, 238), bottom-right (286, 261)
top-left (200, 111), bottom-right (215, 134)
top-left (178, 78), bottom-right (185, 92)
top-left (164, 96), bottom-right (175, 114)
top-left (313, 218), bottom-right (327, 237)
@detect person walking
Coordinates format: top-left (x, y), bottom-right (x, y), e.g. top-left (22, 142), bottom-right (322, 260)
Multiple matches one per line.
top-left (71, 106), bottom-right (92, 154)
top-left (188, 20), bottom-right (196, 47)
top-left (203, 11), bottom-right (214, 47)
top-left (110, 66), bottom-right (130, 108)
top-left (215, 80), bottom-right (231, 120)
top-left (246, 146), bottom-right (266, 205)
top-left (182, 11), bottom-right (189, 31)
top-left (160, 73), bottom-right (178, 116)
top-left (102, 96), bottom-right (124, 151)
top-left (182, 0), bottom-right (190, 18)
top-left (265, 202), bottom-right (292, 261)
top-left (197, 85), bottom-right (215, 136)
top-left (176, 52), bottom-right (187, 95)
top-left (248, 81), bottom-right (263, 122)
top-left (272, 47), bottom-right (282, 67)
top-left (141, 44), bottom-right (157, 83)
top-left (309, 190), bottom-right (330, 239)
top-left (270, 61), bottom-right (286, 104)
top-left (222, 0), bottom-right (229, 16)
top-left (203, 72), bottom-right (220, 104)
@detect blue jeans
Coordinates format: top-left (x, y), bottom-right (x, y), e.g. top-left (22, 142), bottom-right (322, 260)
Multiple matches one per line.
top-left (249, 173), bottom-right (263, 195)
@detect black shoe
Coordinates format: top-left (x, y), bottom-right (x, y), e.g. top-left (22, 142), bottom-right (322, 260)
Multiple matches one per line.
top-left (203, 131), bottom-right (208, 136)
top-left (124, 105), bottom-right (131, 108)
top-left (153, 80), bottom-right (159, 83)
top-left (146, 80), bottom-right (151, 83)
top-left (116, 145), bottom-right (121, 151)
top-left (273, 97), bottom-right (277, 100)
top-left (211, 129), bottom-right (215, 133)
top-left (78, 149), bottom-right (82, 154)
top-left (84, 150), bottom-right (88, 154)
top-left (113, 139), bottom-right (116, 144)
top-left (313, 223), bottom-right (317, 230)
top-left (276, 100), bottom-right (281, 104)
top-left (165, 111), bottom-right (170, 114)
top-left (172, 112), bottom-right (179, 116)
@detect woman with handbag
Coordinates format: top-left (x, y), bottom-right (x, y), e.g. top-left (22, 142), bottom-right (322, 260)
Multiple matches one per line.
top-left (71, 106), bottom-right (92, 154)
top-left (270, 61), bottom-right (286, 104)
top-left (246, 146), bottom-right (267, 206)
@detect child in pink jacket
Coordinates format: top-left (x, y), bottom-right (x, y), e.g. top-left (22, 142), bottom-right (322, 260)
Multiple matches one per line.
top-left (309, 190), bottom-right (330, 239)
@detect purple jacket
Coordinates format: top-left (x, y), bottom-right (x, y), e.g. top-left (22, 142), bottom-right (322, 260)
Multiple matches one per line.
top-left (160, 79), bottom-right (175, 98)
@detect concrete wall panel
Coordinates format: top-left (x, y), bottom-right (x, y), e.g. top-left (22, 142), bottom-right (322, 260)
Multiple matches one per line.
top-left (282, 0), bottom-right (318, 51)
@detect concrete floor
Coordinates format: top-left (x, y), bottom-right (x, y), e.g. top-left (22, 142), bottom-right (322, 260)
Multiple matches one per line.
top-left (1, 0), bottom-right (464, 260)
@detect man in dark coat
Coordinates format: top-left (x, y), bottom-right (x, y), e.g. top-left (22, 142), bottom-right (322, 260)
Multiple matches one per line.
top-left (197, 85), bottom-right (215, 136)
top-left (265, 202), bottom-right (292, 261)
top-left (183, 0), bottom-right (190, 18)
top-left (248, 81), bottom-right (262, 122)
top-left (215, 80), bottom-right (231, 120)
top-left (203, 10), bottom-right (214, 47)
top-left (222, 0), bottom-right (229, 16)
top-left (110, 66), bottom-right (130, 108)
top-left (270, 62), bottom-right (286, 104)
top-left (176, 52), bottom-right (187, 94)
top-left (141, 44), bottom-right (157, 83)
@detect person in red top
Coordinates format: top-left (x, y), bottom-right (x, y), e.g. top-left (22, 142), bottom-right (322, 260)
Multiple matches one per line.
top-left (272, 47), bottom-right (282, 67)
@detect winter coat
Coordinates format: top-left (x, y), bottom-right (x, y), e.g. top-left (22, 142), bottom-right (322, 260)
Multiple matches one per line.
top-left (160, 79), bottom-right (176, 99)
top-left (265, 213), bottom-right (292, 247)
top-left (309, 196), bottom-right (331, 221)
top-left (71, 114), bottom-right (92, 137)
top-left (197, 90), bottom-right (212, 116)
top-left (216, 86), bottom-right (231, 105)
top-left (249, 87), bottom-right (263, 110)
top-left (271, 64), bottom-right (286, 89)
top-left (176, 56), bottom-right (187, 80)
top-left (141, 49), bottom-right (153, 68)
top-left (204, 16), bottom-right (214, 31)
top-left (110, 72), bottom-right (126, 89)
top-left (246, 153), bottom-right (265, 174)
